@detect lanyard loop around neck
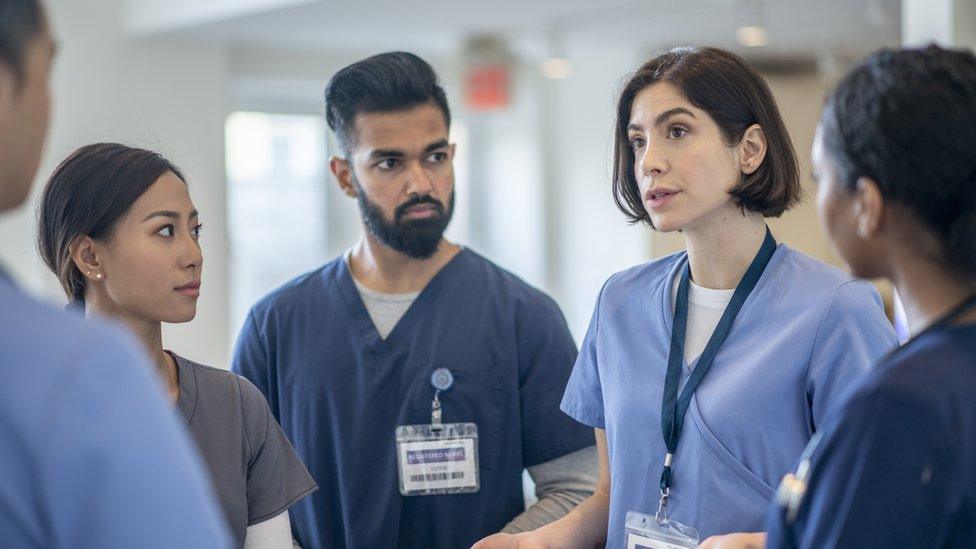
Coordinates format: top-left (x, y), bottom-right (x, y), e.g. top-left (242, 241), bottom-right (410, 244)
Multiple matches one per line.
top-left (659, 227), bottom-right (777, 495)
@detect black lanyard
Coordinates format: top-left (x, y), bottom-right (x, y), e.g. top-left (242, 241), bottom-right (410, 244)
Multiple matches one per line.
top-left (658, 228), bottom-right (777, 508)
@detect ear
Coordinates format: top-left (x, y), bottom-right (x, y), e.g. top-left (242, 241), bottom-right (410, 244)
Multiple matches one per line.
top-left (738, 124), bottom-right (768, 175)
top-left (854, 177), bottom-right (885, 239)
top-left (69, 235), bottom-right (105, 282)
top-left (330, 156), bottom-right (358, 198)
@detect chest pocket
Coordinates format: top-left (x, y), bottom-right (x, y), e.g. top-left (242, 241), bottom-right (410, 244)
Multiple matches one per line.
top-left (402, 366), bottom-right (505, 471)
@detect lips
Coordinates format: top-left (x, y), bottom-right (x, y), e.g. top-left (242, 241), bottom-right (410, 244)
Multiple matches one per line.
top-left (645, 188), bottom-right (680, 208)
top-left (396, 198), bottom-right (444, 221)
top-left (175, 280), bottom-right (201, 297)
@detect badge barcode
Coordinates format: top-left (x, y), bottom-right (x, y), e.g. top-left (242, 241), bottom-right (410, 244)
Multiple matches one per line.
top-left (409, 472), bottom-right (465, 482)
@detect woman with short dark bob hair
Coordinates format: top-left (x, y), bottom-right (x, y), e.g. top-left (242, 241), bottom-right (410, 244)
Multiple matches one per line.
top-left (476, 47), bottom-right (897, 548)
top-left (37, 143), bottom-right (318, 549)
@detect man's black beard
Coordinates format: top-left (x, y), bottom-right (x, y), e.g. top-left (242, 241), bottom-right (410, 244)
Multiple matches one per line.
top-left (355, 179), bottom-right (455, 260)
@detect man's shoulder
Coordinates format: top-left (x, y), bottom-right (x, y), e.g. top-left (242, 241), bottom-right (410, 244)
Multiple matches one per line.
top-left (458, 248), bottom-right (561, 310)
top-left (248, 258), bottom-right (342, 319)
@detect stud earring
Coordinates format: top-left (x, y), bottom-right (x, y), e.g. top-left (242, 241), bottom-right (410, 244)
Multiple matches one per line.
top-left (95, 273), bottom-right (103, 280)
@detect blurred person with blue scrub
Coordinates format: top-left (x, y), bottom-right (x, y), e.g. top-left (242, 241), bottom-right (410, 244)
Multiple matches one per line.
top-left (36, 143), bottom-right (318, 549)
top-left (476, 47), bottom-right (897, 549)
top-left (0, 1), bottom-right (231, 547)
top-left (232, 51), bottom-right (597, 548)
top-left (712, 44), bottom-right (976, 549)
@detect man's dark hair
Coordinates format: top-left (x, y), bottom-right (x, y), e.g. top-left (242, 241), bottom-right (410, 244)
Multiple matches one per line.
top-left (821, 44), bottom-right (976, 276)
top-left (324, 51), bottom-right (451, 155)
top-left (38, 143), bottom-right (187, 305)
top-left (613, 46), bottom-right (801, 226)
top-left (0, 0), bottom-right (45, 85)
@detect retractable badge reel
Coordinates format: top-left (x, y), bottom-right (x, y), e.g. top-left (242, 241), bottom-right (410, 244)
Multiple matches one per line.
top-left (395, 367), bottom-right (480, 496)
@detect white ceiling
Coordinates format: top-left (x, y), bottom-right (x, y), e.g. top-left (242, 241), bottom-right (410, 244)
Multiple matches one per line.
top-left (145, 0), bottom-right (901, 63)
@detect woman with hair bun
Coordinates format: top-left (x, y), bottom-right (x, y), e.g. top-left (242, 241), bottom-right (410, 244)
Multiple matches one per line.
top-left (37, 143), bottom-right (317, 549)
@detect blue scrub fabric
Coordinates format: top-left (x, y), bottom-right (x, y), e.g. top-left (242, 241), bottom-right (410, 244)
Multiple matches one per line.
top-left (766, 324), bottom-right (976, 548)
top-left (560, 245), bottom-right (898, 545)
top-left (0, 272), bottom-right (231, 548)
top-left (232, 249), bottom-right (594, 548)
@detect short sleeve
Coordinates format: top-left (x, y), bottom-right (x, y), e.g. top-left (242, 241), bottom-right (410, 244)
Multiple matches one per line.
top-left (232, 310), bottom-right (276, 416)
top-left (559, 280), bottom-right (609, 430)
top-left (40, 330), bottom-right (232, 548)
top-left (516, 294), bottom-right (596, 467)
top-left (766, 384), bottom-right (958, 548)
top-left (239, 377), bottom-right (318, 525)
top-left (805, 280), bottom-right (897, 427)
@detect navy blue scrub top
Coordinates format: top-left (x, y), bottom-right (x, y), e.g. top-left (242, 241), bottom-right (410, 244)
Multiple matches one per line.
top-left (232, 249), bottom-right (594, 548)
top-left (766, 324), bottom-right (976, 548)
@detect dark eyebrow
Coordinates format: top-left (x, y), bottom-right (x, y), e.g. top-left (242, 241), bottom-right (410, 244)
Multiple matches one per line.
top-left (369, 139), bottom-right (449, 160)
top-left (368, 149), bottom-right (405, 160)
top-left (143, 210), bottom-right (199, 222)
top-left (654, 107), bottom-right (696, 127)
top-left (627, 108), bottom-right (696, 133)
top-left (424, 139), bottom-right (450, 153)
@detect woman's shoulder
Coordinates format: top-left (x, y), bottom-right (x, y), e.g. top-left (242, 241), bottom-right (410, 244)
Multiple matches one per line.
top-left (173, 354), bottom-right (272, 412)
top-left (771, 245), bottom-right (882, 305)
top-left (602, 251), bottom-right (686, 296)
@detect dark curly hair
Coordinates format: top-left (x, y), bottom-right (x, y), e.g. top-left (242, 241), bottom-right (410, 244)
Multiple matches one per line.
top-left (820, 44), bottom-right (976, 276)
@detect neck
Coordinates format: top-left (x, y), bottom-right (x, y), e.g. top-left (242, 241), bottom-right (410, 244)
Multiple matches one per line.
top-left (86, 294), bottom-right (179, 401)
top-left (890, 257), bottom-right (976, 337)
top-left (348, 231), bottom-right (460, 293)
top-left (683, 207), bottom-right (767, 290)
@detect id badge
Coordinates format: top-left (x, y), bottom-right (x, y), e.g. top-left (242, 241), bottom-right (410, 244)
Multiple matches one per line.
top-left (395, 422), bottom-right (480, 496)
top-left (625, 511), bottom-right (699, 549)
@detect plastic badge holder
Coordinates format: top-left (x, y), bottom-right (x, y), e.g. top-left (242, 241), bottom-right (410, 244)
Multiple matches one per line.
top-left (395, 422), bottom-right (480, 496)
top-left (625, 511), bottom-right (699, 549)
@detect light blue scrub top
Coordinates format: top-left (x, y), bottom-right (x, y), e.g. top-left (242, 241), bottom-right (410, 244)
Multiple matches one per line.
top-left (0, 271), bottom-right (231, 548)
top-left (560, 245), bottom-right (898, 545)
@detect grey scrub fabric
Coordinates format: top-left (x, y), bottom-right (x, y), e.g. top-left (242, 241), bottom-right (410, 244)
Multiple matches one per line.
top-left (171, 352), bottom-right (317, 547)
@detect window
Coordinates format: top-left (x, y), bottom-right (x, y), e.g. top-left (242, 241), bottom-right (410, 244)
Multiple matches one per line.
top-left (226, 111), bottom-right (328, 341)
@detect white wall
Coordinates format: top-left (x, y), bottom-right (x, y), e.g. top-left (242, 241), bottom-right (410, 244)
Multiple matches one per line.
top-left (3, 1), bottom-right (917, 367)
top-left (0, 0), bottom-right (230, 367)
top-left (545, 41), bottom-right (651, 339)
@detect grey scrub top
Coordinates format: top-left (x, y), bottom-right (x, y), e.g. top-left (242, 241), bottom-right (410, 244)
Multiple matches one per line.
top-left (171, 352), bottom-right (317, 547)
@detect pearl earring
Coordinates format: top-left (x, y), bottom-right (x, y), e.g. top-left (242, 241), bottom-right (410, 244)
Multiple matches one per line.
top-left (95, 273), bottom-right (103, 280)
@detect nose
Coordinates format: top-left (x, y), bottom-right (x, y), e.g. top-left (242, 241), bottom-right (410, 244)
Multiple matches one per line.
top-left (180, 232), bottom-right (203, 271)
top-left (405, 160), bottom-right (435, 197)
top-left (638, 141), bottom-right (667, 177)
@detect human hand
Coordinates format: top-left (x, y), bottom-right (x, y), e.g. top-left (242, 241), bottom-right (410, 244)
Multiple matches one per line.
top-left (471, 532), bottom-right (557, 549)
top-left (698, 531), bottom-right (766, 549)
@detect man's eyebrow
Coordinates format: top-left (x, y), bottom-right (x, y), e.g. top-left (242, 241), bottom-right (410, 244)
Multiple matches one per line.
top-left (424, 139), bottom-right (450, 153)
top-left (368, 149), bottom-right (405, 160)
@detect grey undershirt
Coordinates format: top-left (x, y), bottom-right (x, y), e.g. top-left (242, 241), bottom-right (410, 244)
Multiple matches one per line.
top-left (349, 265), bottom-right (597, 530)
top-left (352, 277), bottom-right (420, 339)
